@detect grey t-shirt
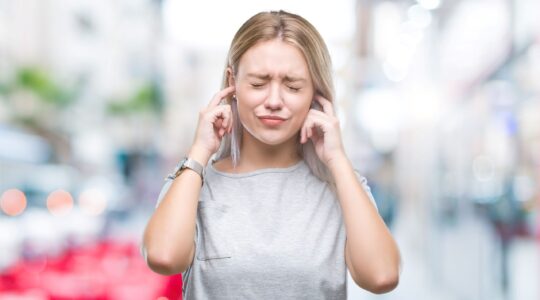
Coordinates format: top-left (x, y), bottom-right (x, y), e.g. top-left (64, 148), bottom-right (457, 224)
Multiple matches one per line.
top-left (155, 159), bottom-right (377, 299)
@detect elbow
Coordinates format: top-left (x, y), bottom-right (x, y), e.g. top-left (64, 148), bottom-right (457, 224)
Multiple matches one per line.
top-left (142, 246), bottom-right (188, 276)
top-left (351, 267), bottom-right (400, 294)
top-left (368, 271), bottom-right (399, 294)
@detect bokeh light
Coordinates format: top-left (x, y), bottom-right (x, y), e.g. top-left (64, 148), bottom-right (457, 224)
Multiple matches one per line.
top-left (78, 188), bottom-right (108, 216)
top-left (0, 1), bottom-right (539, 299)
top-left (0, 189), bottom-right (27, 216)
top-left (46, 189), bottom-right (74, 216)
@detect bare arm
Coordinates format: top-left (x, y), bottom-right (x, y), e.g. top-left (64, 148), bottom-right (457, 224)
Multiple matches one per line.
top-left (142, 148), bottom-right (210, 275)
top-left (141, 86), bottom-right (235, 275)
top-left (330, 155), bottom-right (401, 294)
top-left (300, 94), bottom-right (401, 293)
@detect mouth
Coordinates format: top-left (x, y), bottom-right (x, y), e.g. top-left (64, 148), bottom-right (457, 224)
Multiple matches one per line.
top-left (258, 115), bottom-right (287, 127)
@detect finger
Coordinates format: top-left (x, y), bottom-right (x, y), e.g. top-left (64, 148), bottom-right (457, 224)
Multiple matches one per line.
top-left (222, 113), bottom-right (228, 129)
top-left (208, 86), bottom-right (235, 108)
top-left (303, 117), bottom-right (314, 140)
top-left (306, 111), bottom-right (333, 132)
top-left (314, 94), bottom-right (335, 116)
top-left (303, 112), bottom-right (320, 142)
top-left (300, 124), bottom-right (306, 144)
top-left (214, 118), bottom-right (223, 129)
top-left (307, 112), bottom-right (328, 142)
top-left (217, 105), bottom-right (233, 134)
top-left (209, 104), bottom-right (231, 124)
top-left (308, 110), bottom-right (333, 127)
top-left (311, 130), bottom-right (321, 144)
top-left (223, 106), bottom-right (232, 130)
top-left (302, 118), bottom-right (312, 144)
top-left (309, 109), bottom-right (329, 118)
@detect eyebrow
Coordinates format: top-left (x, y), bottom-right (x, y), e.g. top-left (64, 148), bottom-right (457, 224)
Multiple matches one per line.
top-left (246, 73), bottom-right (270, 80)
top-left (246, 73), bottom-right (307, 83)
top-left (284, 76), bottom-right (306, 83)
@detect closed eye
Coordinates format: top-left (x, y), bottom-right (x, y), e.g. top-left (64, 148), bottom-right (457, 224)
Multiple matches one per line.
top-left (288, 86), bottom-right (301, 92)
top-left (250, 83), bottom-right (265, 88)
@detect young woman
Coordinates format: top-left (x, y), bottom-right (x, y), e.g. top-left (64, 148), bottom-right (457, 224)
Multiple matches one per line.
top-left (142, 10), bottom-right (401, 299)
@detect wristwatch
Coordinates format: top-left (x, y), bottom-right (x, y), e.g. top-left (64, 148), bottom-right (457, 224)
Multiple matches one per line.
top-left (165, 157), bottom-right (205, 183)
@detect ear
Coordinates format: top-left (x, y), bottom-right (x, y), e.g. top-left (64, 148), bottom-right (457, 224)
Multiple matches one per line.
top-left (310, 92), bottom-right (322, 111)
top-left (226, 67), bottom-right (235, 88)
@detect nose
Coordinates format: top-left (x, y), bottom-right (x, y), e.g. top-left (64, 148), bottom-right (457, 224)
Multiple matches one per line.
top-left (264, 84), bottom-right (284, 110)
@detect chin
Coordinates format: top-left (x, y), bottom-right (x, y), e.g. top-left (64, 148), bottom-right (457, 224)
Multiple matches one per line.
top-left (254, 134), bottom-right (289, 146)
top-left (254, 132), bottom-right (296, 146)
top-left (247, 128), bottom-right (296, 146)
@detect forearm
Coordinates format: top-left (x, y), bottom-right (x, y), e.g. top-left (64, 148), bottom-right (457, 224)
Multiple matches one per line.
top-left (329, 155), bottom-right (401, 291)
top-left (142, 147), bottom-right (210, 274)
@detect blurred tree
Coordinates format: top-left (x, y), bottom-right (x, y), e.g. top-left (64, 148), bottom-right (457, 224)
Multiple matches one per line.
top-left (0, 67), bottom-right (77, 163)
top-left (0, 82), bottom-right (8, 95)
top-left (15, 67), bottom-right (74, 107)
top-left (107, 82), bottom-right (162, 115)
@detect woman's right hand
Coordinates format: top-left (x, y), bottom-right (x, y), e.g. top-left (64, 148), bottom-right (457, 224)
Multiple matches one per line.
top-left (189, 86), bottom-right (236, 163)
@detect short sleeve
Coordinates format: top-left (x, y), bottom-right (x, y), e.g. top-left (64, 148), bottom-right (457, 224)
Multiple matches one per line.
top-left (353, 170), bottom-right (378, 211)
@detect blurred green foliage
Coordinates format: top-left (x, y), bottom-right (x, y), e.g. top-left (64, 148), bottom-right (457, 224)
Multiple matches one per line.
top-left (0, 82), bottom-right (8, 96)
top-left (0, 66), bottom-right (162, 116)
top-left (107, 82), bottom-right (162, 115)
top-left (15, 67), bottom-right (74, 107)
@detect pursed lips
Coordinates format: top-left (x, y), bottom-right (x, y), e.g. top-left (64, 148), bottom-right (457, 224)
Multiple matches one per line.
top-left (258, 115), bottom-right (287, 126)
top-left (258, 115), bottom-right (287, 120)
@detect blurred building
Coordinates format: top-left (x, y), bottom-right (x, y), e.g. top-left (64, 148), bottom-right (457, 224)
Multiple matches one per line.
top-left (0, 0), bottom-right (539, 299)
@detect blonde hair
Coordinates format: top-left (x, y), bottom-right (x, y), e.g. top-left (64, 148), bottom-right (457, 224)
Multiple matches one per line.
top-left (214, 10), bottom-right (336, 186)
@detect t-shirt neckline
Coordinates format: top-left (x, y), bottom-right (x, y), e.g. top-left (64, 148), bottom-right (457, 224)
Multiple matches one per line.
top-left (208, 159), bottom-right (305, 178)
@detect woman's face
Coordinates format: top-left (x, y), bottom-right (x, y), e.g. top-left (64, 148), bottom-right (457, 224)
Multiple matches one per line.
top-left (233, 39), bottom-right (315, 146)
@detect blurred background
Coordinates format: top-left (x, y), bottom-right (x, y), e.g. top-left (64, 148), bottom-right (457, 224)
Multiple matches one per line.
top-left (0, 0), bottom-right (539, 299)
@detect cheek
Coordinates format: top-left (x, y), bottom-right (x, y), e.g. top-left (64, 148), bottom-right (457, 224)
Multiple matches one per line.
top-left (235, 93), bottom-right (261, 125)
top-left (287, 94), bottom-right (312, 114)
top-left (236, 88), bottom-right (265, 107)
top-left (287, 100), bottom-right (311, 127)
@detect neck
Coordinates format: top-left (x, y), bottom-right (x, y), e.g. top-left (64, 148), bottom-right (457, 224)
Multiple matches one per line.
top-left (236, 130), bottom-right (301, 170)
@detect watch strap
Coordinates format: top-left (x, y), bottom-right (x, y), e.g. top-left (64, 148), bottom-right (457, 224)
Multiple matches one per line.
top-left (165, 157), bottom-right (205, 183)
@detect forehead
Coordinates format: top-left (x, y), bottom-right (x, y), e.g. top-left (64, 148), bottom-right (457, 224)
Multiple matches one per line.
top-left (237, 39), bottom-right (310, 78)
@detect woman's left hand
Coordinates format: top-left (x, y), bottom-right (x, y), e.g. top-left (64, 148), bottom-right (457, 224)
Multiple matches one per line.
top-left (300, 94), bottom-right (346, 167)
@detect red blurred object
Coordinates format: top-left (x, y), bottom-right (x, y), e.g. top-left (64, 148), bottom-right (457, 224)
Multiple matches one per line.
top-left (0, 239), bottom-right (182, 300)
